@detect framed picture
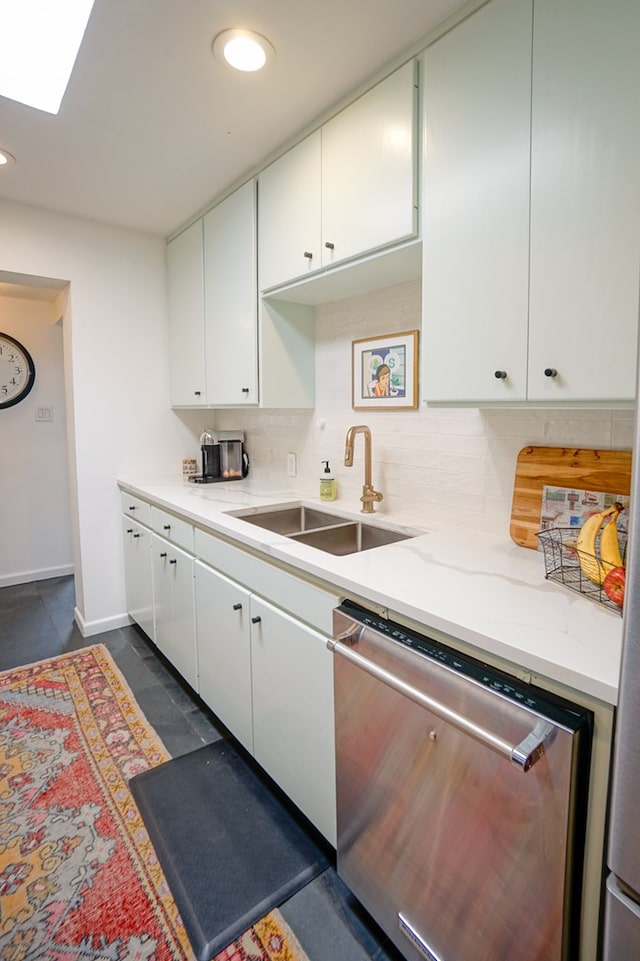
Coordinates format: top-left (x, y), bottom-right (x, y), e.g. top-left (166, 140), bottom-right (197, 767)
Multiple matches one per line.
top-left (352, 329), bottom-right (419, 410)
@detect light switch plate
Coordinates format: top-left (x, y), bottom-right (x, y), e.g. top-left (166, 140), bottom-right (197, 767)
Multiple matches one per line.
top-left (287, 452), bottom-right (297, 477)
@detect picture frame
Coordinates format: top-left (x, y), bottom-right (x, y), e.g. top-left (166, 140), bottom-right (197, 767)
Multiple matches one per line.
top-left (351, 329), bottom-right (419, 410)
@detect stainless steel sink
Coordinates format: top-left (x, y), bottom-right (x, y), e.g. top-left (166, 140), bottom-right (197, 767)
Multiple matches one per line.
top-left (227, 503), bottom-right (416, 555)
top-left (227, 505), bottom-right (340, 535)
top-left (289, 522), bottom-right (411, 555)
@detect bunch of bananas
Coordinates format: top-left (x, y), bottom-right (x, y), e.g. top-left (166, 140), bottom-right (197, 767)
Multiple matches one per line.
top-left (575, 502), bottom-right (625, 585)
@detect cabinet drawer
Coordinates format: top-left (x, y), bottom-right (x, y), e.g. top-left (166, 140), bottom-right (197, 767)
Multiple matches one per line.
top-left (150, 506), bottom-right (194, 553)
top-left (120, 491), bottom-right (151, 527)
top-left (195, 528), bottom-right (340, 634)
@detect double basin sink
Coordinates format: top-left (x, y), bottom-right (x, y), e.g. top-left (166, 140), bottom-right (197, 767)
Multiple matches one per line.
top-left (227, 504), bottom-right (417, 556)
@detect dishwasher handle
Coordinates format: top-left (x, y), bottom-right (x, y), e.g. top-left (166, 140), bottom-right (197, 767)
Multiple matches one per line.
top-left (327, 634), bottom-right (553, 772)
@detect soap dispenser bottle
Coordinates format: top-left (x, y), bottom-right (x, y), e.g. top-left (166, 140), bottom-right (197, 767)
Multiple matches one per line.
top-left (319, 460), bottom-right (336, 501)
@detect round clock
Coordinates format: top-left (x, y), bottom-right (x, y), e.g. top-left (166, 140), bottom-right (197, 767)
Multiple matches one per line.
top-left (0, 332), bottom-right (36, 409)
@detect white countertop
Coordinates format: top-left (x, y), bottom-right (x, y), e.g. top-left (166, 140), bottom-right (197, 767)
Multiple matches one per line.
top-left (118, 477), bottom-right (624, 706)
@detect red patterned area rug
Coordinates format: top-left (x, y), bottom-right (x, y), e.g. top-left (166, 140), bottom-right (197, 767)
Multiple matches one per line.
top-left (0, 644), bottom-right (310, 961)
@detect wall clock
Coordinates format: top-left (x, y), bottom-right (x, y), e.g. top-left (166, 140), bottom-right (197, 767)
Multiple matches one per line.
top-left (0, 332), bottom-right (36, 409)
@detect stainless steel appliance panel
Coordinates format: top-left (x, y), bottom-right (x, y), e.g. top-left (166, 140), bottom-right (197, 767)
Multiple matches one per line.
top-left (604, 356), bottom-right (640, 949)
top-left (603, 876), bottom-right (640, 961)
top-left (332, 604), bottom-right (591, 961)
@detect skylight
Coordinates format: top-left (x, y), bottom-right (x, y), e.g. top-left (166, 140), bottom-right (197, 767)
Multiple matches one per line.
top-left (0, 0), bottom-right (96, 114)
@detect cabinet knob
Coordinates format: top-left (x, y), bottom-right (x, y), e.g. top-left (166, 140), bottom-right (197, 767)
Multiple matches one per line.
top-left (126, 528), bottom-right (133, 533)
top-left (133, 533), bottom-right (141, 538)
top-left (544, 368), bottom-right (558, 378)
top-left (233, 603), bottom-right (242, 611)
top-left (160, 552), bottom-right (167, 558)
top-left (251, 615), bottom-right (262, 624)
top-left (128, 506), bottom-right (136, 511)
top-left (303, 251), bottom-right (313, 259)
top-left (494, 370), bottom-right (508, 380)
top-left (163, 525), bottom-right (171, 530)
top-left (241, 387), bottom-right (250, 394)
top-left (194, 390), bottom-right (201, 396)
top-left (169, 558), bottom-right (177, 564)
top-left (324, 241), bottom-right (335, 250)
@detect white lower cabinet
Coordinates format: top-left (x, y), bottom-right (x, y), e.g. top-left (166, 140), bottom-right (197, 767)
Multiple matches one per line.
top-left (121, 516), bottom-right (154, 641)
top-left (250, 595), bottom-right (336, 846)
top-left (120, 490), bottom-right (338, 846)
top-left (195, 559), bottom-right (336, 844)
top-left (151, 534), bottom-right (197, 691)
top-left (195, 561), bottom-right (253, 752)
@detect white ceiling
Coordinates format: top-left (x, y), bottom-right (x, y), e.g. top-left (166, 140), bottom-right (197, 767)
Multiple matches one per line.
top-left (0, 0), bottom-right (470, 239)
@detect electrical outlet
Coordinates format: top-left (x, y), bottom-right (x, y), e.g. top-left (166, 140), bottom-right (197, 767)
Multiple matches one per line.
top-left (287, 452), bottom-right (297, 477)
top-left (35, 406), bottom-right (53, 422)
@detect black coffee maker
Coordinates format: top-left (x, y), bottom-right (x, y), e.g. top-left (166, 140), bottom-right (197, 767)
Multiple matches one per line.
top-left (189, 429), bottom-right (249, 484)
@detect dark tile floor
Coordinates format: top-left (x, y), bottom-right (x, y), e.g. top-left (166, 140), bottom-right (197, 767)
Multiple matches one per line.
top-left (0, 575), bottom-right (403, 961)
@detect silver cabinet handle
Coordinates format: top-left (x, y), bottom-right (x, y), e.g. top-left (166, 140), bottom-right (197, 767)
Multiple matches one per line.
top-left (327, 636), bottom-right (553, 771)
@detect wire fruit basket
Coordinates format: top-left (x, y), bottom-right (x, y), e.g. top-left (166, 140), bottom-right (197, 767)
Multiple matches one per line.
top-left (536, 527), bottom-right (625, 615)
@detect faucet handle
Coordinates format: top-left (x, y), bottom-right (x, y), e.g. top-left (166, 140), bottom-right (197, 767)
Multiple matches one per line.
top-left (361, 485), bottom-right (384, 513)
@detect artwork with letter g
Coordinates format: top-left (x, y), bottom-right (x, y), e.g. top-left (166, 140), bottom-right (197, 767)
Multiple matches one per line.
top-left (352, 330), bottom-right (418, 410)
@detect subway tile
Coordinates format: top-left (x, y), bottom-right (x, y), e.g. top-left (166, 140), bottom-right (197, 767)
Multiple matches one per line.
top-left (216, 281), bottom-right (636, 537)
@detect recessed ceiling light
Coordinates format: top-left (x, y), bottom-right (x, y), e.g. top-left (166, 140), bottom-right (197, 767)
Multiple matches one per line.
top-left (0, 149), bottom-right (16, 167)
top-left (0, 0), bottom-right (96, 114)
top-left (213, 29), bottom-right (275, 72)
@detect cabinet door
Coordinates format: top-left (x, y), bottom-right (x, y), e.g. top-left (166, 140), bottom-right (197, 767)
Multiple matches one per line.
top-left (258, 132), bottom-right (322, 291)
top-left (195, 561), bottom-right (253, 752)
top-left (251, 596), bottom-right (336, 845)
top-left (203, 181), bottom-right (258, 406)
top-left (422, 0), bottom-right (532, 403)
top-left (151, 534), bottom-right (197, 690)
top-left (321, 60), bottom-right (417, 268)
top-left (122, 517), bottom-right (154, 640)
top-left (528, 0), bottom-right (640, 402)
top-left (167, 220), bottom-right (206, 407)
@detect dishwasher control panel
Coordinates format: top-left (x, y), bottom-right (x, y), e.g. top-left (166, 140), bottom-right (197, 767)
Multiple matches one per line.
top-left (338, 600), bottom-right (590, 732)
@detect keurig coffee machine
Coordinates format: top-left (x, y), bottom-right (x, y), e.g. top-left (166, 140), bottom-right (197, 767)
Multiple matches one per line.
top-left (189, 429), bottom-right (249, 484)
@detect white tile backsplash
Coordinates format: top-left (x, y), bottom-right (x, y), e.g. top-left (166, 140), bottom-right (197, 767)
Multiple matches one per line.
top-left (216, 278), bottom-right (635, 537)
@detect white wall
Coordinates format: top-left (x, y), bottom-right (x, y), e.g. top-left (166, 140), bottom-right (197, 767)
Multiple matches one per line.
top-left (0, 294), bottom-right (73, 584)
top-left (217, 278), bottom-right (635, 535)
top-left (0, 199), bottom-right (204, 634)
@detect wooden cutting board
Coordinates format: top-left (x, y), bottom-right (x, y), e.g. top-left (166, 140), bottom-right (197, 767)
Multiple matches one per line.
top-left (510, 446), bottom-right (633, 549)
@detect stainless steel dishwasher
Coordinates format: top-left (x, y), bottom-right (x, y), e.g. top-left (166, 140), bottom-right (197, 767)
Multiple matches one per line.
top-left (329, 602), bottom-right (592, 961)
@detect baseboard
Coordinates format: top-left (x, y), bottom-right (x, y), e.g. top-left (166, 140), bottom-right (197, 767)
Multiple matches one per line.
top-left (0, 564), bottom-right (74, 589)
top-left (74, 607), bottom-right (132, 638)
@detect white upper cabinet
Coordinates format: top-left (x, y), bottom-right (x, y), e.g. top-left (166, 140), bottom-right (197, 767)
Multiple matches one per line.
top-left (422, 0), bottom-right (640, 405)
top-left (422, 0), bottom-right (532, 403)
top-left (204, 180), bottom-right (258, 406)
top-left (258, 60), bottom-right (418, 292)
top-left (527, 0), bottom-right (640, 403)
top-left (166, 220), bottom-right (206, 406)
top-left (258, 132), bottom-right (322, 291)
top-left (321, 59), bottom-right (417, 269)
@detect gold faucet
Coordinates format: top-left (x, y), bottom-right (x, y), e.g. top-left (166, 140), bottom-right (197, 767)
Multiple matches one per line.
top-left (344, 425), bottom-right (383, 513)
